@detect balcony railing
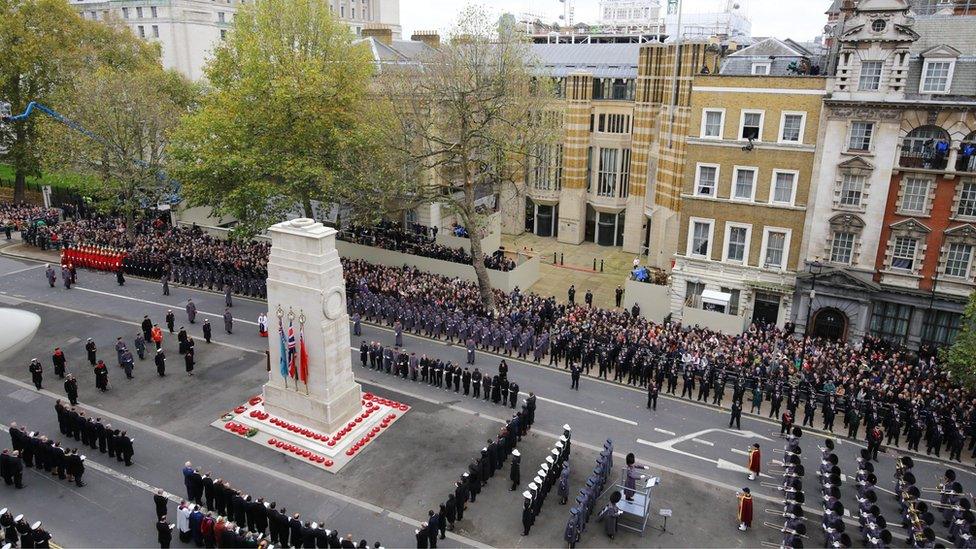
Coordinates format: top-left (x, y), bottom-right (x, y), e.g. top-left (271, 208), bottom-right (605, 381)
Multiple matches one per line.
top-left (899, 150), bottom-right (948, 170)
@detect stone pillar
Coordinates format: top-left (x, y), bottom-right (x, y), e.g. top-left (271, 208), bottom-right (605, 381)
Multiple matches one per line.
top-left (557, 72), bottom-right (593, 245)
top-left (262, 218), bottom-right (362, 435)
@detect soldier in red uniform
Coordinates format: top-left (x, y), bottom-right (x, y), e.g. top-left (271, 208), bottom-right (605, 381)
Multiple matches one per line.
top-left (747, 443), bottom-right (761, 481)
top-left (737, 487), bottom-right (753, 531)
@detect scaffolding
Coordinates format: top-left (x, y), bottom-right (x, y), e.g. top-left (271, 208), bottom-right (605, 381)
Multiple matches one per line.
top-left (909, 0), bottom-right (976, 15)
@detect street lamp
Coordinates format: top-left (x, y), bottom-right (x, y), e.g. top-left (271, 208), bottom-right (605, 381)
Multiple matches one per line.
top-left (800, 260), bottom-right (824, 364)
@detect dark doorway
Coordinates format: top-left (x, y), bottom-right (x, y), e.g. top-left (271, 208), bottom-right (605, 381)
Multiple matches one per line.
top-left (752, 292), bottom-right (780, 326)
top-left (537, 204), bottom-right (554, 237)
top-left (524, 199), bottom-right (535, 234)
top-left (811, 308), bottom-right (848, 341)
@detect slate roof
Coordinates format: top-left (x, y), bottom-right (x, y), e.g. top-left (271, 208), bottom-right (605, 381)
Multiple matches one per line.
top-left (529, 43), bottom-right (642, 78)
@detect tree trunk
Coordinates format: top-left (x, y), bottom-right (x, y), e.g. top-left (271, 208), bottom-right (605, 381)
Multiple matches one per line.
top-left (464, 180), bottom-right (496, 315)
top-left (13, 169), bottom-right (26, 203)
top-left (301, 193), bottom-right (314, 219)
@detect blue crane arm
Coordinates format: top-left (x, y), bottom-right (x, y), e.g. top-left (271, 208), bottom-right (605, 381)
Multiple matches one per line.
top-left (2, 101), bottom-right (181, 203)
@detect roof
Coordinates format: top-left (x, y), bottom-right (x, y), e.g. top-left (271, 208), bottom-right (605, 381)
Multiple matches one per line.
top-left (719, 37), bottom-right (827, 76)
top-left (727, 37), bottom-right (814, 58)
top-left (910, 16), bottom-right (976, 55)
top-left (530, 43), bottom-right (642, 78)
top-left (356, 37), bottom-right (436, 64)
top-left (858, 0), bottom-right (911, 10)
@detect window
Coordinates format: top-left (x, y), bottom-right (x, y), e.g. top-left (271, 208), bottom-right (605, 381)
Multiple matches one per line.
top-left (598, 113), bottom-right (631, 134)
top-left (871, 19), bottom-right (886, 32)
top-left (122, 7), bottom-right (129, 18)
top-left (585, 146), bottom-right (593, 192)
top-left (151, 6), bottom-right (158, 17)
top-left (870, 301), bottom-right (913, 343)
top-left (701, 109), bottom-right (724, 139)
top-left (858, 61), bottom-right (883, 91)
top-left (780, 113), bottom-right (804, 143)
top-left (891, 236), bottom-right (918, 270)
top-left (725, 225), bottom-right (749, 263)
top-left (151, 24), bottom-right (159, 38)
top-left (220, 29), bottom-right (227, 40)
top-left (921, 310), bottom-right (962, 347)
top-left (840, 174), bottom-right (865, 207)
top-left (901, 177), bottom-right (930, 214)
top-left (740, 111), bottom-right (763, 141)
top-left (720, 287), bottom-right (741, 315)
top-left (685, 281), bottom-right (705, 306)
top-left (849, 121), bottom-right (874, 151)
top-left (532, 144), bottom-right (563, 191)
top-left (732, 168), bottom-right (756, 201)
top-left (945, 243), bottom-right (973, 278)
top-left (690, 220), bottom-right (713, 257)
top-left (695, 165), bottom-right (718, 197)
top-left (957, 181), bottom-right (976, 217)
top-left (218, 11), bottom-right (225, 23)
top-left (137, 25), bottom-right (145, 37)
top-left (771, 171), bottom-right (796, 205)
top-left (597, 148), bottom-right (619, 197)
top-left (762, 230), bottom-right (788, 269)
top-left (619, 149), bottom-right (631, 198)
top-left (136, 6), bottom-right (143, 18)
top-left (830, 232), bottom-right (855, 264)
top-left (751, 63), bottom-right (770, 75)
top-left (921, 60), bottom-right (954, 94)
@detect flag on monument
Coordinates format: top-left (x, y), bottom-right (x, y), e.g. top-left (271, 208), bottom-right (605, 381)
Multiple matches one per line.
top-left (278, 319), bottom-right (288, 378)
top-left (287, 321), bottom-right (297, 379)
top-left (299, 325), bottom-right (308, 384)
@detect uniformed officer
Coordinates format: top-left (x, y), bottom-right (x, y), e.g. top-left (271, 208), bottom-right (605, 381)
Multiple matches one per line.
top-left (28, 358), bottom-right (43, 390)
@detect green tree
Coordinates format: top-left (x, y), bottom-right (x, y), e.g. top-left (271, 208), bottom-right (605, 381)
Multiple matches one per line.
top-left (43, 65), bottom-right (196, 235)
top-left (942, 293), bottom-right (976, 390)
top-left (377, 6), bottom-right (559, 313)
top-left (0, 1), bottom-right (160, 201)
top-left (167, 0), bottom-right (377, 236)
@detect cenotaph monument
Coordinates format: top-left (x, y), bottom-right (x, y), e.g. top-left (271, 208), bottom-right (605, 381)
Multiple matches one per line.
top-left (213, 218), bottom-right (408, 472)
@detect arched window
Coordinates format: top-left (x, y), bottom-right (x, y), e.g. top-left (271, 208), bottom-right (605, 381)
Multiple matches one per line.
top-left (958, 130), bottom-right (976, 173)
top-left (900, 125), bottom-right (951, 169)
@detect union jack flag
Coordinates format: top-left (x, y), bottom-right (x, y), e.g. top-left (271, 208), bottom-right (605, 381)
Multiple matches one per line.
top-left (287, 321), bottom-right (297, 379)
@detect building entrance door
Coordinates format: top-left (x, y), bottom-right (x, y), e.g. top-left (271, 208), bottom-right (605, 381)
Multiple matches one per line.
top-left (811, 308), bottom-right (848, 341)
top-left (752, 292), bottom-right (780, 326)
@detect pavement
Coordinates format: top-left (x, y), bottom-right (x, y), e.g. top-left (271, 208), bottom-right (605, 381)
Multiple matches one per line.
top-left (1, 240), bottom-right (975, 548)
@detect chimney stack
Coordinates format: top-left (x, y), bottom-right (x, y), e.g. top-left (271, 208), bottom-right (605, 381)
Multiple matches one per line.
top-left (411, 30), bottom-right (441, 49)
top-left (362, 26), bottom-right (393, 46)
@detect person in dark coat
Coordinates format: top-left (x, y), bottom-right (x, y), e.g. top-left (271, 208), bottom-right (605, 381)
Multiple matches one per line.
top-left (63, 374), bottom-right (78, 406)
top-left (288, 514), bottom-right (303, 547)
top-left (85, 338), bottom-right (97, 365)
top-left (223, 309), bottom-right (233, 334)
top-left (29, 358), bottom-right (43, 389)
top-left (185, 350), bottom-right (195, 376)
top-left (510, 449), bottom-right (521, 490)
top-left (202, 319), bottom-right (212, 343)
top-left (52, 348), bottom-right (66, 378)
top-left (94, 360), bottom-right (109, 391)
top-left (158, 516), bottom-right (174, 548)
top-left (156, 349), bottom-right (166, 376)
top-left (186, 300), bottom-right (197, 324)
top-left (155, 489), bottom-right (169, 520)
top-left (116, 268), bottom-right (125, 286)
top-left (443, 495), bottom-right (456, 531)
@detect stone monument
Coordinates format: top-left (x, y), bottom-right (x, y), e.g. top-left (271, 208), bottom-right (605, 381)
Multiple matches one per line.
top-left (261, 218), bottom-right (362, 433)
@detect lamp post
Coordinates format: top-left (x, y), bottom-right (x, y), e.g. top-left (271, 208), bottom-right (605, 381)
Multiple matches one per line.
top-left (800, 260), bottom-right (824, 365)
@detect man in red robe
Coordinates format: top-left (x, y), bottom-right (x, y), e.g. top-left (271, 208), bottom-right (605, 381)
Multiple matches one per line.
top-left (737, 487), bottom-right (753, 531)
top-left (747, 443), bottom-right (761, 481)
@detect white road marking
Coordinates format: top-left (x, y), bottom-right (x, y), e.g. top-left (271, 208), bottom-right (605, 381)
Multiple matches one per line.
top-left (692, 438), bottom-right (715, 447)
top-left (730, 448), bottom-right (749, 456)
top-left (0, 263), bottom-right (46, 277)
top-left (639, 429), bottom-right (773, 479)
top-left (0, 374), bottom-right (488, 549)
top-left (654, 428), bottom-right (676, 436)
top-left (532, 394), bottom-right (638, 426)
top-left (72, 286), bottom-right (259, 325)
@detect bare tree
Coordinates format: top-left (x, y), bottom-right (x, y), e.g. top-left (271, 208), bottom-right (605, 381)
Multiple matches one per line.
top-left (377, 6), bottom-right (559, 314)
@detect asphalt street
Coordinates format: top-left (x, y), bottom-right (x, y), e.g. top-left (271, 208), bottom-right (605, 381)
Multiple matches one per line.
top-left (1, 250), bottom-right (974, 547)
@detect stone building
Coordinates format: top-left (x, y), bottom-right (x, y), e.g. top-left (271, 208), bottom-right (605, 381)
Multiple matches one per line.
top-left (795, 0), bottom-right (976, 348)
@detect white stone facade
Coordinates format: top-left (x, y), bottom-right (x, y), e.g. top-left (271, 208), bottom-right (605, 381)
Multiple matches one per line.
top-left (71, 0), bottom-right (401, 80)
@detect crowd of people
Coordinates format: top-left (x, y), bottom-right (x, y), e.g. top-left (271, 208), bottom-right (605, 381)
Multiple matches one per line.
top-left (166, 462), bottom-right (379, 549)
top-left (5, 421), bottom-right (92, 489)
top-left (339, 221), bottom-right (515, 272)
top-left (14, 204), bottom-right (976, 462)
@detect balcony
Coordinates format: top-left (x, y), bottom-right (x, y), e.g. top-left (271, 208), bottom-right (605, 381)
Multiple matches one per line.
top-left (957, 144), bottom-right (976, 173)
top-left (899, 150), bottom-right (948, 171)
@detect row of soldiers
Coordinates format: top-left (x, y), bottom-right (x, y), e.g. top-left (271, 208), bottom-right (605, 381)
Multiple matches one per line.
top-left (521, 426), bottom-right (571, 536)
top-left (172, 462), bottom-right (371, 548)
top-left (166, 260), bottom-right (267, 300)
top-left (5, 423), bottom-right (87, 489)
top-left (1, 508), bottom-right (53, 548)
top-left (564, 439), bottom-right (613, 548)
top-left (358, 341), bottom-right (522, 408)
top-left (417, 403), bottom-right (536, 548)
top-left (53, 400), bottom-right (134, 465)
